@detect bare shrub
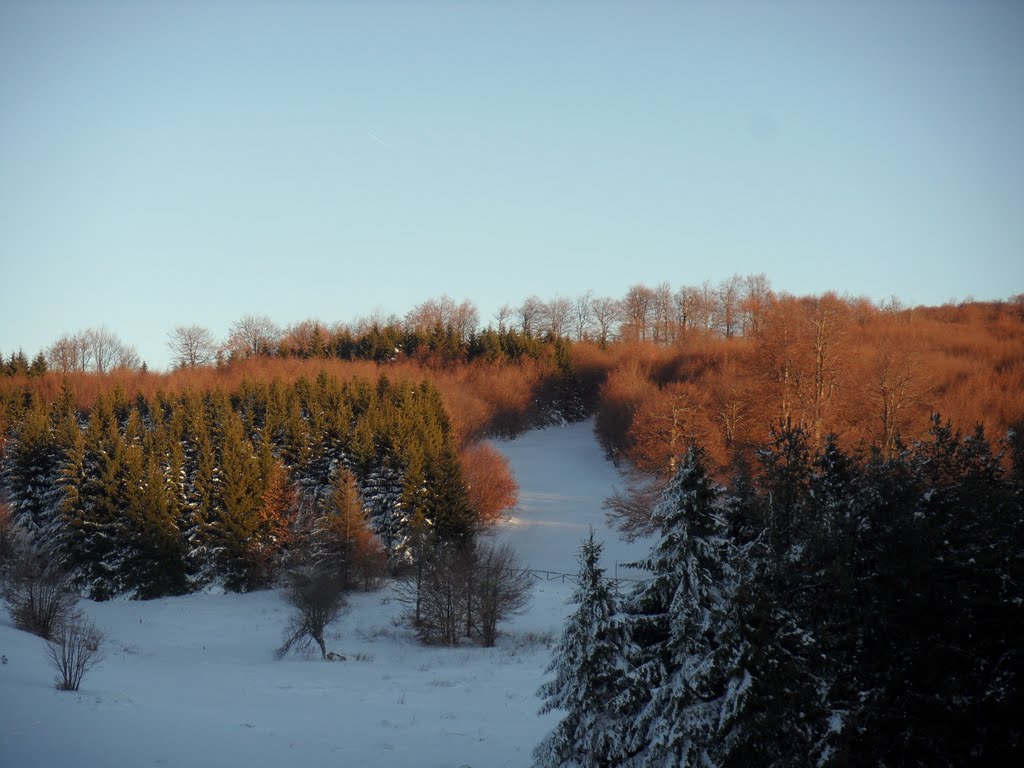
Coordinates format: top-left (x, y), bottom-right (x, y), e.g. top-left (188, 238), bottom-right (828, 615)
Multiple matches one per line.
top-left (275, 567), bottom-right (346, 660)
top-left (46, 614), bottom-right (105, 691)
top-left (475, 543), bottom-right (532, 647)
top-left (1, 546), bottom-right (78, 640)
top-left (396, 542), bottom-right (467, 646)
top-left (396, 540), bottom-right (531, 647)
top-left (603, 472), bottom-right (666, 543)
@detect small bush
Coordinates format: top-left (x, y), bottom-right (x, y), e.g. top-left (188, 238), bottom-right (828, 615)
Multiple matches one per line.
top-left (46, 614), bottom-right (105, 691)
top-left (1, 547), bottom-right (77, 640)
top-left (275, 567), bottom-right (346, 660)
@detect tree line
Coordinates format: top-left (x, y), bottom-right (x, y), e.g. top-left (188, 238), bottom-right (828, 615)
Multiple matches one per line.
top-left (536, 420), bottom-right (1023, 766)
top-left (590, 292), bottom-right (1024, 483)
top-left (0, 373), bottom-right (515, 601)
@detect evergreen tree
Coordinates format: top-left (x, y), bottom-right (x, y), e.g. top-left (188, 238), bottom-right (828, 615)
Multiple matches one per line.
top-left (68, 394), bottom-right (129, 599)
top-left (535, 532), bottom-right (625, 768)
top-left (213, 409), bottom-right (263, 591)
top-left (718, 424), bottom-right (828, 766)
top-left (613, 445), bottom-right (741, 767)
top-left (1, 397), bottom-right (64, 552)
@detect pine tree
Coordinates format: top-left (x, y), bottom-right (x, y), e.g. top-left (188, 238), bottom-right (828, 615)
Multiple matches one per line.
top-left (535, 532), bottom-right (625, 768)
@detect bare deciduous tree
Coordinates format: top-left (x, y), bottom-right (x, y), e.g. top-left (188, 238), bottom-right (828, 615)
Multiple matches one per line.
top-left (623, 284), bottom-right (655, 343)
top-left (275, 567), bottom-right (346, 660)
top-left (227, 314), bottom-right (281, 359)
top-left (590, 297), bottom-right (621, 347)
top-left (46, 614), bottom-right (105, 691)
top-left (474, 543), bottom-right (531, 647)
top-left (603, 473), bottom-right (665, 542)
top-left (518, 296), bottom-right (545, 337)
top-left (167, 324), bottom-right (217, 368)
top-left (741, 273), bottom-right (772, 336)
top-left (494, 303), bottom-right (513, 333)
top-left (573, 291), bottom-right (594, 341)
top-left (82, 327), bottom-right (122, 373)
top-left (542, 296), bottom-right (574, 339)
top-left (46, 334), bottom-right (82, 374)
top-left (651, 281), bottom-right (674, 344)
top-left (396, 539), bottom-right (531, 647)
top-left (48, 328), bottom-right (140, 373)
top-left (718, 274), bottom-right (744, 338)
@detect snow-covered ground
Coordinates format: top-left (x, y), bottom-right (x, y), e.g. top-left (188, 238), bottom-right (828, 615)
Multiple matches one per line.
top-left (0, 419), bottom-right (651, 768)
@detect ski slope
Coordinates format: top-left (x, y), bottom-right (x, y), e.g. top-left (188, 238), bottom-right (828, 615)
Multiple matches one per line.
top-left (0, 420), bottom-right (651, 768)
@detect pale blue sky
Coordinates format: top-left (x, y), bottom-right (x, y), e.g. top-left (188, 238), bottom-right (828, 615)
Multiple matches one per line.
top-left (1, 0), bottom-right (1022, 370)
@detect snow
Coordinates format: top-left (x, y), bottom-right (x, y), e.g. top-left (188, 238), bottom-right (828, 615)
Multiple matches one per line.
top-left (489, 418), bottom-right (652, 578)
top-left (0, 419), bottom-right (649, 768)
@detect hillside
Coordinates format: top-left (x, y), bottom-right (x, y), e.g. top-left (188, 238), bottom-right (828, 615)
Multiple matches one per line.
top-left (0, 420), bottom-right (638, 768)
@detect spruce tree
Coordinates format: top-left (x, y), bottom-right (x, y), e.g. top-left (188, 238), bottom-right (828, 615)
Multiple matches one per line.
top-left (613, 445), bottom-right (740, 767)
top-left (1, 398), bottom-right (63, 552)
top-left (70, 394), bottom-right (129, 599)
top-left (535, 532), bottom-right (624, 768)
top-left (214, 409), bottom-right (262, 591)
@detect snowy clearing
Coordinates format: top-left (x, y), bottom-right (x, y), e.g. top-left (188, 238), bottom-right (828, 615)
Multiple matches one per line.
top-left (0, 419), bottom-right (650, 768)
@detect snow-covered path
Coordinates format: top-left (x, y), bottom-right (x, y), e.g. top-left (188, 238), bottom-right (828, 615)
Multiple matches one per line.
top-left (0, 420), bottom-right (653, 768)
top-left (491, 418), bottom-right (651, 576)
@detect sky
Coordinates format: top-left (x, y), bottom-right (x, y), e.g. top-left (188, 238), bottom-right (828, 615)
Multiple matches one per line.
top-left (1, 0), bottom-right (1022, 371)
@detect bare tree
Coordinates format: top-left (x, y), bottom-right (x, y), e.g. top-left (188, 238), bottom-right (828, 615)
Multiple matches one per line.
top-left (46, 334), bottom-right (81, 374)
top-left (872, 333), bottom-right (925, 459)
top-left (572, 291), bottom-right (594, 341)
top-left (718, 274), bottom-right (744, 338)
top-left (114, 343), bottom-right (141, 371)
top-left (623, 284), bottom-right (655, 342)
top-left (603, 472), bottom-right (665, 542)
top-left (518, 296), bottom-right (545, 337)
top-left (2, 545), bottom-right (78, 640)
top-left (474, 542), bottom-right (531, 647)
top-left (693, 280), bottom-right (719, 334)
top-left (275, 567), bottom-right (346, 660)
top-left (63, 327), bottom-right (140, 372)
top-left (741, 273), bottom-right (772, 336)
top-left (590, 297), bottom-right (621, 347)
top-left (46, 614), bottom-right (105, 691)
top-left (166, 324), bottom-right (216, 368)
top-left (396, 540), bottom-right (531, 647)
top-left (82, 327), bottom-right (122, 373)
top-left (494, 303), bottom-right (513, 333)
top-left (652, 281), bottom-right (674, 344)
top-left (542, 296), bottom-right (574, 339)
top-left (396, 542), bottom-right (466, 646)
top-left (227, 314), bottom-right (281, 359)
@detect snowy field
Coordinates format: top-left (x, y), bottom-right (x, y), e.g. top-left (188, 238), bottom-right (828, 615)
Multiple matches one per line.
top-left (0, 419), bottom-right (651, 768)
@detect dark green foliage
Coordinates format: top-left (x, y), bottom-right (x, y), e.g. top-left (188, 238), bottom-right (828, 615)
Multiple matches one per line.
top-left (535, 533), bottom-right (624, 768)
top-left (0, 373), bottom-right (475, 600)
top-left (552, 421), bottom-right (1023, 767)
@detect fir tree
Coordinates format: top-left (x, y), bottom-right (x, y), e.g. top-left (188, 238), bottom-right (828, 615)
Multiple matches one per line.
top-left (535, 532), bottom-right (625, 768)
top-left (213, 409), bottom-right (262, 591)
top-left (613, 445), bottom-right (741, 767)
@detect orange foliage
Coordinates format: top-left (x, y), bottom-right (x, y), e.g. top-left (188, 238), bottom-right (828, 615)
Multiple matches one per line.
top-left (459, 443), bottom-right (519, 528)
top-left (1, 356), bottom-right (546, 447)
top-left (592, 298), bottom-right (1024, 476)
